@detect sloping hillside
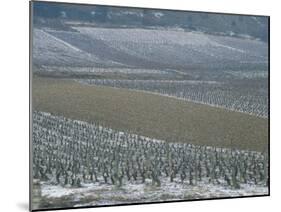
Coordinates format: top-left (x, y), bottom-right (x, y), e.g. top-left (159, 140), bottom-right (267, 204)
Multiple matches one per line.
top-left (33, 26), bottom-right (267, 70)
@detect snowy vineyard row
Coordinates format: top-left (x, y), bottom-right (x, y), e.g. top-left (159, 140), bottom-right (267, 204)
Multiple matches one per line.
top-left (33, 111), bottom-right (268, 190)
top-left (41, 28), bottom-right (267, 70)
top-left (73, 27), bottom-right (267, 60)
top-left (78, 79), bottom-right (268, 117)
top-left (39, 65), bottom-right (167, 75)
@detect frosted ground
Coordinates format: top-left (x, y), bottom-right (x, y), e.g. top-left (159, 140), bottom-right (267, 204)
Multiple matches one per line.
top-left (40, 177), bottom-right (267, 207)
top-left (34, 26), bottom-right (267, 69)
top-left (32, 14), bottom-right (268, 209)
top-left (32, 111), bottom-right (268, 209)
top-left (33, 25), bottom-right (268, 117)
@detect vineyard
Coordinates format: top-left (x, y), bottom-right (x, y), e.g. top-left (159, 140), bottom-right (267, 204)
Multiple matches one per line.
top-left (32, 111), bottom-right (268, 208)
top-left (33, 25), bottom-right (268, 118)
top-left (32, 15), bottom-right (269, 210)
top-left (33, 26), bottom-right (268, 71)
top-left (78, 79), bottom-right (268, 117)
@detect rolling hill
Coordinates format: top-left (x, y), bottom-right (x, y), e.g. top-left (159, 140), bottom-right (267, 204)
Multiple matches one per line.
top-left (33, 26), bottom-right (268, 71)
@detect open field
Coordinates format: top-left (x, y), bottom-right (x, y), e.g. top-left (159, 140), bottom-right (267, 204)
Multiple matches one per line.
top-left (32, 77), bottom-right (268, 152)
top-left (79, 78), bottom-right (268, 117)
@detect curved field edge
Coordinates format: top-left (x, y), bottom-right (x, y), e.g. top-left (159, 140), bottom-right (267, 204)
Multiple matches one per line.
top-left (32, 77), bottom-right (268, 152)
